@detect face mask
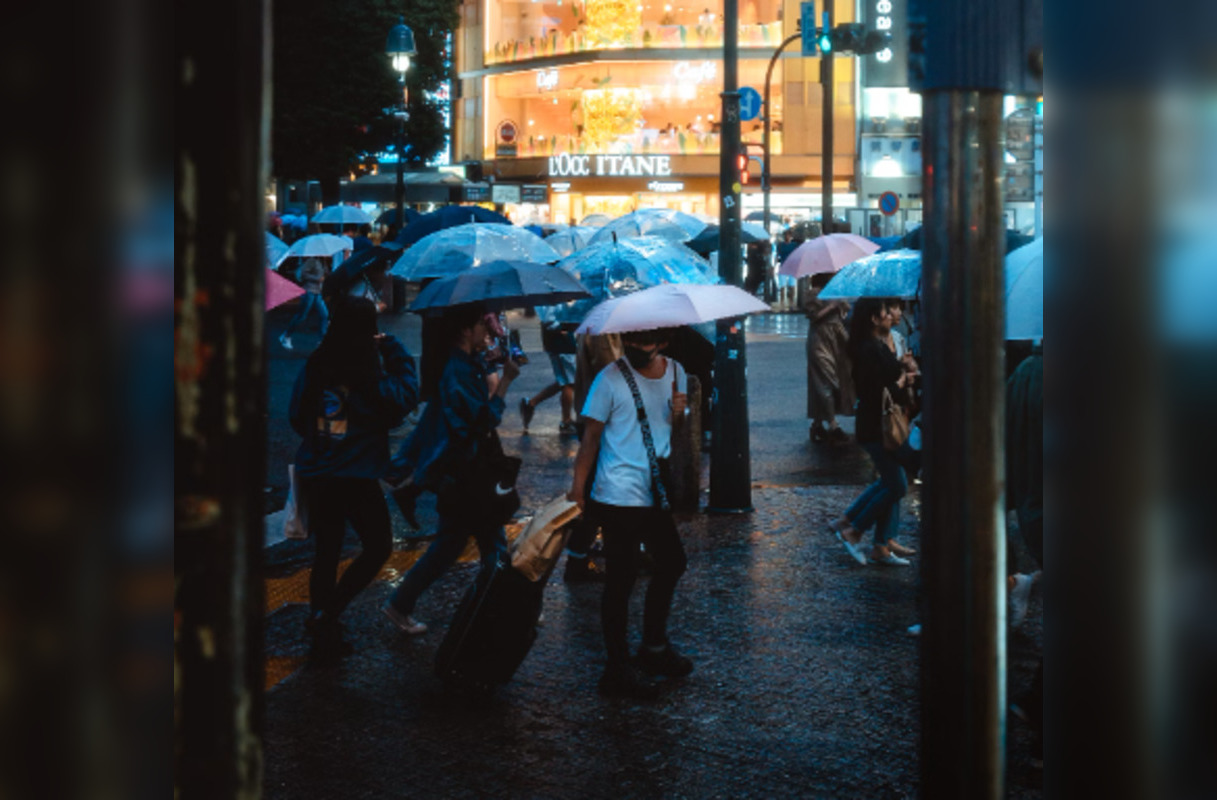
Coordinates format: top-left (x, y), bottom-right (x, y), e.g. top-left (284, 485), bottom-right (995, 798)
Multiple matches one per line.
top-left (624, 346), bottom-right (657, 370)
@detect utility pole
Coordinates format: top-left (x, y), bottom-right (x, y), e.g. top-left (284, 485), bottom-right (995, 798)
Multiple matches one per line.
top-left (761, 31), bottom-right (802, 298)
top-left (820, 6), bottom-right (834, 234)
top-left (708, 0), bottom-right (752, 513)
top-left (914, 0), bottom-right (1039, 796)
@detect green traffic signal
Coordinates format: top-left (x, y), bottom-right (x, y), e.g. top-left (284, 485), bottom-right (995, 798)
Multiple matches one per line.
top-left (817, 31), bottom-right (832, 53)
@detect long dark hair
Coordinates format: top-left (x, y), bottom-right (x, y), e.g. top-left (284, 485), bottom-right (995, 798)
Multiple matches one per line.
top-left (420, 303), bottom-right (490, 400)
top-left (848, 298), bottom-right (887, 360)
top-left (298, 297), bottom-right (382, 427)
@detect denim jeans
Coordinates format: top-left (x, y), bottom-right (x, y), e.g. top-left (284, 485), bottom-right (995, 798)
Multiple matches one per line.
top-left (285, 292), bottom-right (329, 336)
top-left (846, 442), bottom-right (909, 547)
top-left (387, 513), bottom-right (507, 617)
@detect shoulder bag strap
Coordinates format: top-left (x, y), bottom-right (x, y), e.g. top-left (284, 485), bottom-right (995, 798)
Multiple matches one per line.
top-left (615, 359), bottom-right (670, 511)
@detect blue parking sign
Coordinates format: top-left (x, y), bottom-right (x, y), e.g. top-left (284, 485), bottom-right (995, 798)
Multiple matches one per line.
top-left (739, 87), bottom-right (762, 122)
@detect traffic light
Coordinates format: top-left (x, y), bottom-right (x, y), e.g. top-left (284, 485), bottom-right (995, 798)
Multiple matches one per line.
top-left (816, 27), bottom-right (833, 54)
top-left (737, 153), bottom-right (750, 185)
top-left (826, 23), bottom-right (891, 55)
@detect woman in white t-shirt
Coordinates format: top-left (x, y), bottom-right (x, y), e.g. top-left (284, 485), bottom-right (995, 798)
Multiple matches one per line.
top-left (569, 328), bottom-right (693, 700)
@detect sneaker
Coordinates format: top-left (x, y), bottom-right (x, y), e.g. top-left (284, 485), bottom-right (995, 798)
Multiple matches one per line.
top-left (1009, 573), bottom-right (1035, 627)
top-left (870, 546), bottom-right (911, 566)
top-left (887, 539), bottom-right (918, 558)
top-left (598, 663), bottom-right (661, 700)
top-left (635, 643), bottom-right (694, 678)
top-left (558, 421), bottom-right (578, 436)
top-left (279, 333), bottom-right (293, 350)
top-left (382, 605), bottom-right (428, 635)
top-left (519, 397), bottom-right (535, 431)
top-left (828, 523), bottom-right (867, 566)
top-left (563, 557), bottom-right (605, 584)
top-left (810, 425), bottom-right (827, 443)
top-left (907, 623), bottom-right (922, 636)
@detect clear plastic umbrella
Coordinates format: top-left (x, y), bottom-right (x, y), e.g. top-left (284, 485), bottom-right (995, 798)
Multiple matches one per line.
top-left (575, 283), bottom-right (770, 334)
top-left (545, 225), bottom-right (598, 258)
top-left (537, 236), bottom-right (716, 325)
top-left (310, 205), bottom-right (374, 226)
top-left (388, 223), bottom-right (561, 281)
top-left (817, 249), bottom-right (922, 300)
top-left (587, 208), bottom-right (709, 246)
top-left (1004, 238), bottom-right (1043, 341)
top-left (580, 213), bottom-right (613, 227)
top-left (265, 231), bottom-right (289, 267)
top-left (277, 234), bottom-right (353, 267)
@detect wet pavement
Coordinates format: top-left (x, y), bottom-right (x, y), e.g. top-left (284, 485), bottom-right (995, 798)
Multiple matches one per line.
top-left (261, 304), bottom-right (1044, 798)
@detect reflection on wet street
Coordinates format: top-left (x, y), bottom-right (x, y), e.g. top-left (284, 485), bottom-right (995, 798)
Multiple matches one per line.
top-left (745, 312), bottom-right (808, 340)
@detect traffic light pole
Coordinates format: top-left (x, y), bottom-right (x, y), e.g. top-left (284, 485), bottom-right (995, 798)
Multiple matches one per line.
top-left (761, 31), bottom-right (802, 302)
top-left (820, 6), bottom-right (834, 234)
top-left (709, 0), bottom-right (752, 514)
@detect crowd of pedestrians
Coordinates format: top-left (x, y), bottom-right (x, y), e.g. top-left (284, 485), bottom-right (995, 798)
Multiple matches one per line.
top-left (278, 218), bottom-right (1041, 714)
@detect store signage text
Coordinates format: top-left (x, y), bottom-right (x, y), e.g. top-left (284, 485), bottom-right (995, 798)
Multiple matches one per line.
top-left (646, 181), bottom-right (685, 193)
top-left (672, 61), bottom-right (717, 83)
top-left (551, 182), bottom-right (572, 192)
top-left (874, 0), bottom-right (893, 62)
top-left (547, 154), bottom-right (673, 178)
top-left (536, 69), bottom-right (559, 91)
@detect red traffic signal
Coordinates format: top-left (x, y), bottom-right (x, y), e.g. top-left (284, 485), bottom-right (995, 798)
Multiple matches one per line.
top-left (737, 153), bottom-right (750, 184)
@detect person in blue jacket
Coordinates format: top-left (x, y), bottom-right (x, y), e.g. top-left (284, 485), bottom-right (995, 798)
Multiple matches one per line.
top-left (289, 297), bottom-right (420, 658)
top-left (383, 303), bottom-right (521, 636)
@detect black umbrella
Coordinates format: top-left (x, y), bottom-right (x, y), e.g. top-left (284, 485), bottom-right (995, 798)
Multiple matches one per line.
top-left (897, 225), bottom-right (1034, 255)
top-left (685, 223), bottom-right (769, 255)
top-left (323, 242), bottom-right (404, 298)
top-left (409, 260), bottom-right (591, 315)
top-left (375, 208), bottom-right (421, 227)
top-left (396, 206), bottom-right (512, 247)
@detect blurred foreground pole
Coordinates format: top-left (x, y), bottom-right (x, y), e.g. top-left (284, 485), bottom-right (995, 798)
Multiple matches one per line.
top-left (914, 0), bottom-right (1036, 796)
top-left (174, 0), bottom-right (269, 793)
top-left (709, 0), bottom-right (753, 512)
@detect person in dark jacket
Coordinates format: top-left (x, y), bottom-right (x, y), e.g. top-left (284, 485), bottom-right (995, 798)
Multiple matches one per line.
top-left (826, 298), bottom-right (918, 566)
top-left (288, 297), bottom-right (420, 657)
top-left (383, 303), bottom-right (522, 636)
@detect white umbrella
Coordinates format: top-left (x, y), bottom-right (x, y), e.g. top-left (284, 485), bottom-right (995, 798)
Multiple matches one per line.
top-left (311, 205), bottom-right (374, 226)
top-left (277, 234), bottom-right (353, 266)
top-left (778, 233), bottom-right (880, 278)
top-left (1004, 238), bottom-right (1043, 341)
top-left (575, 283), bottom-right (770, 335)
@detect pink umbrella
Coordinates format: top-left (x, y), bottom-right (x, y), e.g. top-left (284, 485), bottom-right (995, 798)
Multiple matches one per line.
top-left (778, 233), bottom-right (880, 278)
top-left (266, 268), bottom-right (305, 310)
top-left (575, 283), bottom-right (770, 335)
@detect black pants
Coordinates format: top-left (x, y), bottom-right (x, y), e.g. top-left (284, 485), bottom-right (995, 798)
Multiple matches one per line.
top-left (590, 500), bottom-right (687, 665)
top-left (302, 476), bottom-right (393, 617)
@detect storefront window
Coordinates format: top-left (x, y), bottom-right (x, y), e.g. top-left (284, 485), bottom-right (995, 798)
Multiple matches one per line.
top-left (484, 0), bottom-right (784, 65)
top-left (484, 60), bottom-right (779, 159)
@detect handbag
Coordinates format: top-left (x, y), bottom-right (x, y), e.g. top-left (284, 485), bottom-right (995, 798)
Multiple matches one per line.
top-left (616, 359), bottom-right (671, 511)
top-left (437, 430), bottom-right (522, 526)
top-left (510, 496), bottom-right (582, 581)
top-left (881, 387), bottom-right (910, 451)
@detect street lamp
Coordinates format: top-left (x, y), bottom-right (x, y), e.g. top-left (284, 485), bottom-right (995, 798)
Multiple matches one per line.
top-left (386, 17), bottom-right (417, 226)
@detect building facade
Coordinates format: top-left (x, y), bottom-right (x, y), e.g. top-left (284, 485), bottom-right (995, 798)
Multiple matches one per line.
top-left (452, 0), bottom-right (862, 226)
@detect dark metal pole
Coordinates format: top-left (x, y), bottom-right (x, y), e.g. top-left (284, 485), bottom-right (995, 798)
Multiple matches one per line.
top-left (762, 32), bottom-right (802, 303)
top-left (395, 80), bottom-right (407, 221)
top-left (708, 0), bottom-right (752, 513)
top-left (820, 6), bottom-right (834, 234)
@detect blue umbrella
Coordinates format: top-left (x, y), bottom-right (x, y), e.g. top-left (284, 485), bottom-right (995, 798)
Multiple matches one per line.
top-left (396, 205), bottom-right (511, 246)
top-left (898, 225), bottom-right (1034, 255)
top-left (818, 249), bottom-right (922, 300)
top-left (537, 236), bottom-right (716, 325)
top-left (388, 223), bottom-right (561, 281)
top-left (587, 209), bottom-right (708, 247)
top-left (410, 260), bottom-right (592, 315)
top-left (1004, 238), bottom-right (1043, 341)
top-left (265, 231), bottom-right (289, 267)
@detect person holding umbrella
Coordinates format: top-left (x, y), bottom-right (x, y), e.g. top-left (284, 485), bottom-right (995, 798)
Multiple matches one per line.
top-left (568, 327), bottom-right (693, 700)
top-left (382, 304), bottom-right (522, 636)
top-left (279, 257), bottom-right (329, 350)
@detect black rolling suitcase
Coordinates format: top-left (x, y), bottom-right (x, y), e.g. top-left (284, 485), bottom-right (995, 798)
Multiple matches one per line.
top-left (434, 556), bottom-right (545, 691)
